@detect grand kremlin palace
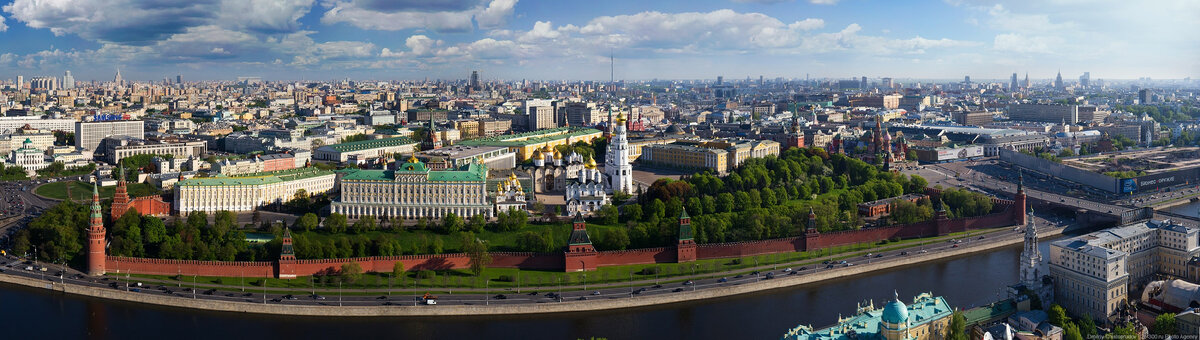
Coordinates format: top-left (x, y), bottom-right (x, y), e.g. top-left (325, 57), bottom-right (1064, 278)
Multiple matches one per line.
top-left (330, 157), bottom-right (492, 219)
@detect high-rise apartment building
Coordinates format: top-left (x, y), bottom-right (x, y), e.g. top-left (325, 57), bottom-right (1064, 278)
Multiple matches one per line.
top-left (16, 76), bottom-right (22, 89)
top-left (469, 70), bottom-right (480, 91)
top-left (1139, 89), bottom-right (1154, 105)
top-left (1079, 72), bottom-right (1090, 87)
top-left (29, 77), bottom-right (57, 91)
top-left (63, 71), bottom-right (75, 90)
top-left (1011, 73), bottom-right (1019, 91)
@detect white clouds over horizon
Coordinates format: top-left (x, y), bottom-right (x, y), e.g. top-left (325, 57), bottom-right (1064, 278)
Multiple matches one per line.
top-left (0, 0), bottom-right (1195, 80)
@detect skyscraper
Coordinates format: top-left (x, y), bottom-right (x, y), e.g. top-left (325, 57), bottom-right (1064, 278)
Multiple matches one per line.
top-left (114, 68), bottom-right (124, 87)
top-left (1139, 89), bottom-right (1154, 104)
top-left (881, 77), bottom-right (894, 89)
top-left (1079, 72), bottom-right (1090, 87)
top-left (176, 74), bottom-right (182, 84)
top-left (16, 76), bottom-right (22, 89)
top-left (861, 76), bottom-right (868, 89)
top-left (963, 75), bottom-right (971, 83)
top-left (1023, 73), bottom-right (1030, 88)
top-left (63, 70), bottom-right (75, 90)
top-left (469, 70), bottom-right (480, 91)
top-left (1054, 71), bottom-right (1064, 90)
top-left (716, 76), bottom-right (723, 85)
top-left (1010, 73), bottom-right (1019, 91)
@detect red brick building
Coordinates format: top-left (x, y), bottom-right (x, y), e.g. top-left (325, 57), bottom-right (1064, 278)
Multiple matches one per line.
top-left (110, 167), bottom-right (171, 219)
top-left (857, 193), bottom-right (927, 217)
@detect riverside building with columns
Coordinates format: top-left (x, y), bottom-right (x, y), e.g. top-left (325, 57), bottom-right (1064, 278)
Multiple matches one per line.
top-left (174, 167), bottom-right (335, 213)
top-left (331, 156), bottom-right (492, 219)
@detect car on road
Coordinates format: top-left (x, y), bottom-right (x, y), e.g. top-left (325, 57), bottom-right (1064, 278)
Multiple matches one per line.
top-left (591, 291), bottom-right (601, 296)
top-left (717, 277), bottom-right (728, 283)
top-left (494, 294), bottom-right (507, 300)
top-left (633, 288), bottom-right (647, 295)
top-left (527, 291), bottom-right (539, 296)
top-left (764, 272), bottom-right (775, 279)
top-left (978, 236), bottom-right (985, 240)
top-left (842, 263), bottom-right (851, 267)
top-left (271, 298), bottom-right (283, 303)
top-left (285, 294), bottom-right (298, 300)
top-left (899, 251), bottom-right (908, 256)
top-left (130, 288), bottom-right (141, 292)
top-left (577, 296), bottom-right (588, 301)
top-left (311, 294), bottom-right (326, 300)
top-left (874, 254), bottom-right (883, 258)
top-left (825, 264), bottom-right (835, 269)
top-left (683, 280), bottom-right (694, 286)
top-left (652, 284), bottom-right (663, 289)
top-left (782, 268), bottom-right (792, 273)
top-left (951, 244), bottom-right (959, 248)
top-left (733, 274), bottom-right (744, 279)
top-left (672, 288), bottom-right (684, 292)
top-left (203, 289), bottom-right (216, 295)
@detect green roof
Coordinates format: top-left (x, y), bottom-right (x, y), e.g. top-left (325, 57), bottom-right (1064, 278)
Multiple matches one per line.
top-left (178, 167), bottom-right (334, 187)
top-left (457, 127), bottom-right (602, 147)
top-left (323, 136), bottom-right (416, 153)
top-left (961, 299), bottom-right (1016, 326)
top-left (341, 161), bottom-right (488, 182)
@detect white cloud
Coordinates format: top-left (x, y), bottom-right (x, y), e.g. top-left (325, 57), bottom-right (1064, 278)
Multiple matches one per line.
top-left (320, 0), bottom-right (518, 32)
top-left (809, 0), bottom-right (841, 4)
top-left (0, 14), bottom-right (7, 32)
top-left (3, 0), bottom-right (314, 45)
top-left (731, 0), bottom-right (794, 4)
top-left (992, 33), bottom-right (1060, 54)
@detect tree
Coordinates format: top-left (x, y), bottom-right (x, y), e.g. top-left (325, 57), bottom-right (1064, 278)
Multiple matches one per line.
top-left (467, 214), bottom-right (486, 233)
top-left (946, 311), bottom-right (968, 340)
top-left (596, 228), bottom-right (630, 250)
top-left (441, 212), bottom-right (463, 234)
top-left (352, 216), bottom-right (376, 234)
top-left (391, 262), bottom-right (405, 280)
top-left (1107, 322), bottom-right (1137, 340)
top-left (1048, 304), bottom-right (1071, 327)
top-left (1063, 322), bottom-right (1083, 340)
top-left (1077, 314), bottom-right (1097, 340)
top-left (325, 213), bottom-right (348, 233)
top-left (461, 233), bottom-right (491, 276)
top-left (515, 231), bottom-right (553, 252)
top-left (1152, 313), bottom-right (1176, 336)
top-left (621, 204), bottom-right (643, 222)
top-left (340, 262), bottom-right (363, 284)
top-left (295, 213), bottom-right (319, 233)
top-left (597, 204), bottom-right (619, 225)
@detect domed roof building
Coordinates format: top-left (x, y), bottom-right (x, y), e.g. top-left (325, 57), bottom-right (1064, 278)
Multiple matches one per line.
top-left (782, 292), bottom-right (953, 340)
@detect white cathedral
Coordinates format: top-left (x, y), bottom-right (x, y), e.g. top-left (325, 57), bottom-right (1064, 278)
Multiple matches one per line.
top-left (526, 111), bottom-right (634, 216)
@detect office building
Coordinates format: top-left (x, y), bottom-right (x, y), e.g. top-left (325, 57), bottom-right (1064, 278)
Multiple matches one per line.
top-left (640, 138), bottom-right (780, 175)
top-left (952, 111), bottom-right (994, 126)
top-left (102, 137), bottom-right (206, 164)
top-left (1049, 220), bottom-right (1199, 320)
top-left (313, 136), bottom-right (418, 163)
top-left (1139, 89), bottom-right (1154, 105)
top-left (525, 99), bottom-right (557, 130)
top-left (29, 76), bottom-right (57, 91)
top-left (1011, 73), bottom-right (1019, 91)
top-left (1007, 104), bottom-right (1079, 124)
top-left (1079, 72), bottom-right (1090, 87)
top-left (75, 120), bottom-right (145, 151)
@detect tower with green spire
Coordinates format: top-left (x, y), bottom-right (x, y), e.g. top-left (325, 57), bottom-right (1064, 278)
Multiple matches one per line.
top-left (87, 179), bottom-right (107, 276)
top-left (278, 227), bottom-right (297, 279)
top-left (564, 213), bottom-right (598, 272)
top-left (676, 209), bottom-right (696, 263)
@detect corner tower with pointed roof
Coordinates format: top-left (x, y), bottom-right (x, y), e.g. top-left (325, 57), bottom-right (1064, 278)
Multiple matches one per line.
top-left (278, 227), bottom-right (297, 279)
top-left (87, 179), bottom-right (107, 276)
top-left (564, 213), bottom-right (598, 272)
top-left (111, 164), bottom-right (131, 219)
top-left (1014, 170), bottom-right (1027, 226)
top-left (676, 209), bottom-right (696, 263)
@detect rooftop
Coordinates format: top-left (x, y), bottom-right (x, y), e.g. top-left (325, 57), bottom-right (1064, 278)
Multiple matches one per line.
top-left (457, 127), bottom-right (602, 147)
top-left (321, 136), bottom-right (417, 153)
top-left (178, 167), bottom-right (333, 187)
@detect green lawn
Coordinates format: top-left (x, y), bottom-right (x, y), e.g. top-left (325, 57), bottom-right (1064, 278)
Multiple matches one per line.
top-left (35, 180), bottom-right (159, 201)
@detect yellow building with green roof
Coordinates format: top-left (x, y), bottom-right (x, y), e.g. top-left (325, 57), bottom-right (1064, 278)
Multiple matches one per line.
top-left (331, 157), bottom-right (493, 219)
top-left (174, 167), bottom-right (336, 213)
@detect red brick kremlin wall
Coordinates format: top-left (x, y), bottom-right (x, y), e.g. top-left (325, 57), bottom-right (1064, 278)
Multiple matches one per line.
top-left (104, 196), bottom-right (1022, 278)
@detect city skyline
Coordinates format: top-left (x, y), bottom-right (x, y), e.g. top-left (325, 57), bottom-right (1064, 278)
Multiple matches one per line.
top-left (0, 0), bottom-right (1197, 82)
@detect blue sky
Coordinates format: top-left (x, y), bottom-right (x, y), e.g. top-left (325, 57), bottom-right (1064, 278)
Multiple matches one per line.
top-left (0, 0), bottom-right (1196, 82)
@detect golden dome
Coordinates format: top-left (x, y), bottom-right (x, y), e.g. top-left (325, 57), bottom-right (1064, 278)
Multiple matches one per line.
top-left (553, 149), bottom-right (562, 158)
top-left (585, 156), bottom-right (597, 169)
top-left (497, 182), bottom-right (504, 191)
top-left (532, 149), bottom-right (544, 160)
top-left (408, 155), bottom-right (419, 163)
top-left (616, 112), bottom-right (627, 124)
top-left (541, 145), bottom-right (553, 153)
top-left (508, 173), bottom-right (518, 181)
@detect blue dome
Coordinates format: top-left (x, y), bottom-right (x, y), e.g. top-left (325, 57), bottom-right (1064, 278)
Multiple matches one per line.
top-left (881, 295), bottom-right (908, 325)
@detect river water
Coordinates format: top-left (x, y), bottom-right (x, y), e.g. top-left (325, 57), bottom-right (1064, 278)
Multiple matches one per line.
top-left (0, 240), bottom-right (1052, 340)
top-left (1167, 200), bottom-right (1200, 218)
